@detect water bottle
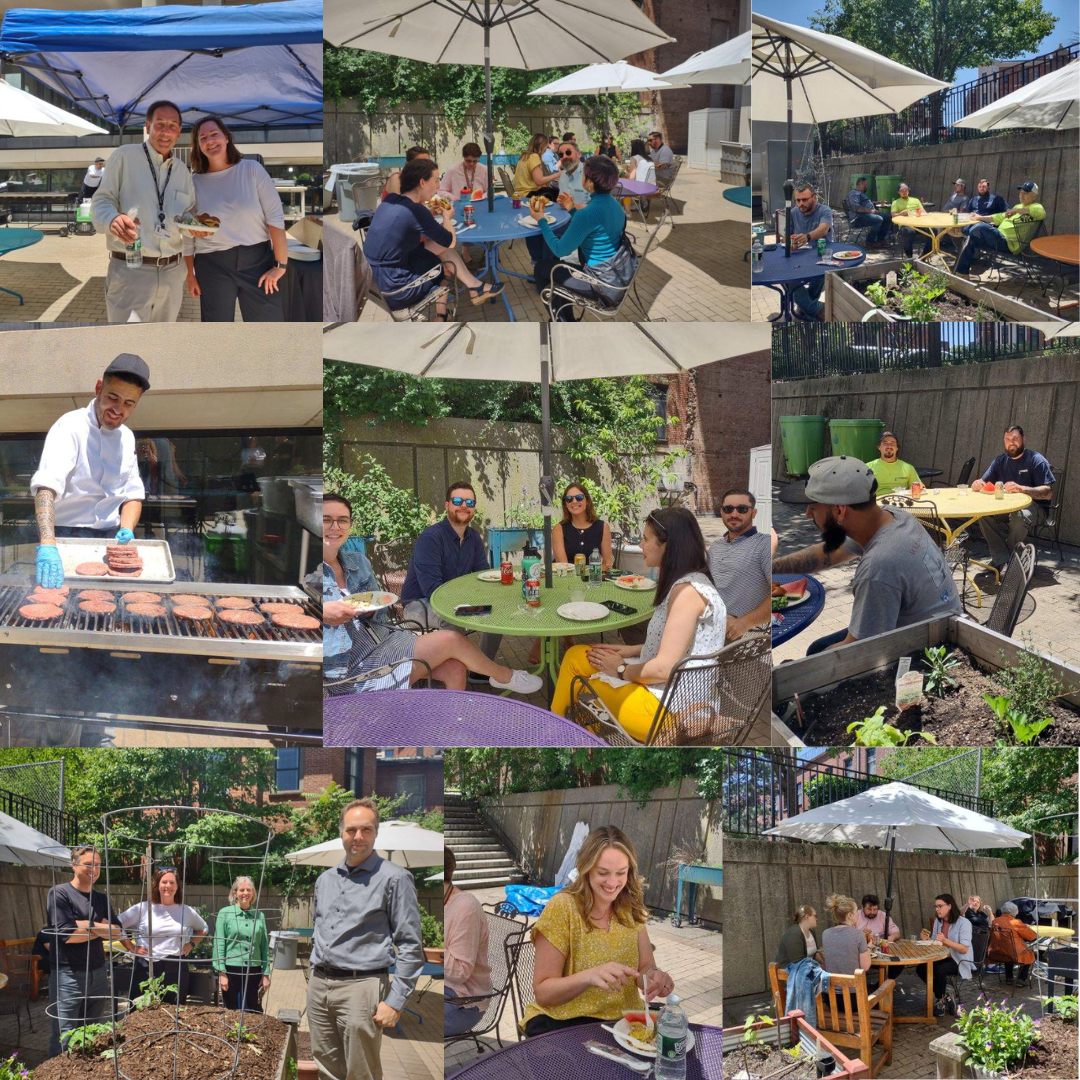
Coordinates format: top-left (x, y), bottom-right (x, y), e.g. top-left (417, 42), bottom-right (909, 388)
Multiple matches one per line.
top-left (654, 994), bottom-right (688, 1079)
top-left (520, 543), bottom-right (540, 602)
top-left (587, 548), bottom-right (602, 586)
top-left (751, 234), bottom-right (764, 273)
top-left (125, 205), bottom-right (142, 268)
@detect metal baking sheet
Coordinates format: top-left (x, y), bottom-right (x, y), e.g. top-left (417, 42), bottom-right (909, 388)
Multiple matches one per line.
top-left (55, 538), bottom-right (176, 584)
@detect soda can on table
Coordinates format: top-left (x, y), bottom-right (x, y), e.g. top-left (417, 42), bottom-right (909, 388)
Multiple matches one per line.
top-left (911, 480), bottom-right (923, 498)
top-left (500, 553), bottom-right (513, 585)
top-left (463, 203), bottom-right (474, 226)
top-left (816, 237), bottom-right (827, 257)
top-left (525, 572), bottom-right (541, 607)
top-left (574, 554), bottom-right (586, 579)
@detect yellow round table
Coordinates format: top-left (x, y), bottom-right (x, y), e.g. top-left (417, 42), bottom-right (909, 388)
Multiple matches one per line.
top-left (892, 211), bottom-right (975, 266)
top-left (879, 486), bottom-right (1032, 605)
top-left (1038, 925), bottom-right (1075, 940)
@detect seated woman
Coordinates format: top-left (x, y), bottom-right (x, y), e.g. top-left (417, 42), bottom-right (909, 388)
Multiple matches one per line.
top-left (963, 894), bottom-right (991, 930)
top-left (821, 894), bottom-right (871, 978)
top-left (363, 157), bottom-right (503, 317)
top-left (513, 133), bottom-right (562, 200)
top-left (988, 902), bottom-right (1038, 986)
top-left (531, 155), bottom-right (636, 322)
top-left (776, 903), bottom-right (824, 969)
top-left (382, 146), bottom-right (430, 199)
top-left (622, 139), bottom-right (656, 184)
top-left (552, 481), bottom-right (613, 569)
top-left (917, 893), bottom-right (972, 1015)
top-left (550, 507), bottom-right (726, 742)
top-left (523, 825), bottom-right (674, 1036)
top-left (438, 143), bottom-right (489, 202)
top-left (598, 134), bottom-right (622, 163)
top-left (322, 493), bottom-right (542, 695)
top-left (444, 846), bottom-right (494, 1037)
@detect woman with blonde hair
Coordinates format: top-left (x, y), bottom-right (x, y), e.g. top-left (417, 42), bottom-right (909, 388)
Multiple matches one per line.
top-left (523, 825), bottom-right (675, 1035)
top-left (213, 875), bottom-right (271, 1013)
top-left (821, 894), bottom-right (870, 976)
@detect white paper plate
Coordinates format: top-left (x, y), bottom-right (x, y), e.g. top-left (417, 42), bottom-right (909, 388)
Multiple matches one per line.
top-left (176, 221), bottom-right (220, 234)
top-left (287, 236), bottom-right (321, 262)
top-left (614, 576), bottom-right (655, 592)
top-left (612, 1018), bottom-right (696, 1059)
top-left (343, 591), bottom-right (397, 615)
top-left (774, 590), bottom-right (811, 609)
top-left (518, 214), bottom-right (556, 227)
top-left (478, 569), bottom-right (520, 581)
top-left (556, 601), bottom-right (610, 622)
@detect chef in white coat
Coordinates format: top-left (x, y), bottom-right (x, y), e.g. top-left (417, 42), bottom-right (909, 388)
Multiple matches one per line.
top-left (30, 354), bottom-right (150, 588)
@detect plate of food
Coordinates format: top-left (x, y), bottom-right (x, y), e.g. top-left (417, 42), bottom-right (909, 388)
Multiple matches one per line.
top-left (478, 569), bottom-right (520, 582)
top-left (772, 579), bottom-right (810, 611)
top-left (614, 574), bottom-right (656, 591)
top-left (832, 250), bottom-right (863, 260)
top-left (519, 213), bottom-right (556, 227)
top-left (342, 591), bottom-right (397, 614)
top-left (174, 212), bottom-right (221, 234)
top-left (612, 1016), bottom-right (696, 1059)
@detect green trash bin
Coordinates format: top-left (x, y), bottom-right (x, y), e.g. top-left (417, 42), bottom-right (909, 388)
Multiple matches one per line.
top-left (829, 419), bottom-right (885, 462)
top-left (875, 175), bottom-right (902, 205)
top-left (779, 415), bottom-right (828, 476)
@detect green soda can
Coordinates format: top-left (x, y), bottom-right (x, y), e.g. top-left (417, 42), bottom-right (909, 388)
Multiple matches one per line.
top-left (816, 237), bottom-right (827, 257)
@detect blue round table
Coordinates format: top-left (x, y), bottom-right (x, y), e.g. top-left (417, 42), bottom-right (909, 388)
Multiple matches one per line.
top-left (755, 241), bottom-right (866, 322)
top-left (454, 196), bottom-right (570, 321)
top-left (771, 573), bottom-right (826, 648)
top-left (722, 185), bottom-right (752, 208)
top-left (0, 228), bottom-right (43, 305)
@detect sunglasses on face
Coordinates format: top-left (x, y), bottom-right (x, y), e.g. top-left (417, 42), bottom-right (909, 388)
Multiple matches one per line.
top-left (561, 150), bottom-right (575, 158)
top-left (450, 497), bottom-right (476, 508)
top-left (721, 504), bottom-right (752, 514)
top-left (565, 493), bottom-right (586, 503)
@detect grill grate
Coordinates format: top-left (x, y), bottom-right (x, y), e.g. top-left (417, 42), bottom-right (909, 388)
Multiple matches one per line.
top-left (0, 587), bottom-right (321, 646)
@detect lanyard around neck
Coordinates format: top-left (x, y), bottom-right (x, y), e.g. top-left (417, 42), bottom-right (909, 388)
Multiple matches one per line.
top-left (142, 143), bottom-right (174, 219)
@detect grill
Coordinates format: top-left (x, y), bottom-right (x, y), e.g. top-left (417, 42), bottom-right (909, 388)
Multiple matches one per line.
top-left (0, 580), bottom-right (322, 744)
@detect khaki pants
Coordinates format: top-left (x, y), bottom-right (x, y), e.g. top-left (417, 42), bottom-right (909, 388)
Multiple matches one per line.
top-left (307, 971), bottom-right (388, 1080)
top-left (105, 257), bottom-right (185, 323)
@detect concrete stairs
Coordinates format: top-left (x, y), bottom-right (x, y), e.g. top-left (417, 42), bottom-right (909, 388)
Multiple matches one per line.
top-left (444, 791), bottom-right (525, 891)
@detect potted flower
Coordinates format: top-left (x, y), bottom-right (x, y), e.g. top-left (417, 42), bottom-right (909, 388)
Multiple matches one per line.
top-left (421, 909), bottom-right (444, 965)
top-left (954, 998), bottom-right (1040, 1078)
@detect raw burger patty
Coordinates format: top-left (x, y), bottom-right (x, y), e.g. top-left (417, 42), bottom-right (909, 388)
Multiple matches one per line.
top-left (125, 603), bottom-right (167, 618)
top-left (75, 561), bottom-right (110, 576)
top-left (78, 590), bottom-right (115, 602)
top-left (30, 588), bottom-right (69, 604)
top-left (19, 602), bottom-right (63, 620)
top-left (173, 606), bottom-right (214, 622)
top-left (260, 602), bottom-right (301, 614)
top-left (121, 592), bottom-right (162, 604)
top-left (108, 567), bottom-right (143, 577)
top-left (215, 597), bottom-right (255, 609)
top-left (271, 611), bottom-right (320, 631)
top-left (217, 608), bottom-right (265, 625)
top-left (79, 600), bottom-right (116, 615)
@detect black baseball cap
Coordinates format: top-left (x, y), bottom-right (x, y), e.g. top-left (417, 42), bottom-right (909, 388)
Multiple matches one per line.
top-left (103, 353), bottom-right (151, 391)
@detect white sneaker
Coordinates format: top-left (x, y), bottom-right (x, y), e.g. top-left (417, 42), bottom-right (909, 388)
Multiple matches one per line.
top-left (489, 669), bottom-right (544, 695)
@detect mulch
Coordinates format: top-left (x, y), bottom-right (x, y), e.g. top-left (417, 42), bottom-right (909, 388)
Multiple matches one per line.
top-left (791, 648), bottom-right (1080, 746)
top-left (32, 1005), bottom-right (290, 1080)
top-left (1012, 1014), bottom-right (1078, 1079)
top-left (723, 1042), bottom-right (818, 1079)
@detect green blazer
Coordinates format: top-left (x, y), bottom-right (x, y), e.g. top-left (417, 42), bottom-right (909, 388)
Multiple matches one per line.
top-left (213, 904), bottom-right (271, 975)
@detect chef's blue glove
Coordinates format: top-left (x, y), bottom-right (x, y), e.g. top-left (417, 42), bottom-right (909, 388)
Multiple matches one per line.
top-left (36, 544), bottom-right (64, 589)
top-left (115, 528), bottom-right (135, 544)
top-left (340, 536), bottom-right (365, 554)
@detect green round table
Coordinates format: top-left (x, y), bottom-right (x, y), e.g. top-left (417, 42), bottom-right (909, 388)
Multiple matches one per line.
top-left (429, 571), bottom-right (655, 687)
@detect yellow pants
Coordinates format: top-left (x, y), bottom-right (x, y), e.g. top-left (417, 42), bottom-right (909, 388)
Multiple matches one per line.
top-left (550, 645), bottom-right (660, 742)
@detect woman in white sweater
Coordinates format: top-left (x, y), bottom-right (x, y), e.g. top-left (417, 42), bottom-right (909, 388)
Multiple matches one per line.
top-left (184, 115), bottom-right (288, 321)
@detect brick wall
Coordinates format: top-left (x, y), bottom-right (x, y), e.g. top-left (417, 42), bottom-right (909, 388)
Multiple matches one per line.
top-left (375, 758), bottom-right (445, 814)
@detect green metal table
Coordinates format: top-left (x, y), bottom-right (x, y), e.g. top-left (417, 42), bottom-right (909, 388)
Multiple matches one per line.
top-left (429, 571), bottom-right (655, 687)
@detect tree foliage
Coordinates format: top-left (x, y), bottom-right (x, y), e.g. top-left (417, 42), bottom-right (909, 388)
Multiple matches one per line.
top-left (808, 0), bottom-right (1057, 82)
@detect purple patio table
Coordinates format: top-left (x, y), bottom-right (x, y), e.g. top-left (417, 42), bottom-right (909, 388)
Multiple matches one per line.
top-left (322, 689), bottom-right (608, 747)
top-left (613, 177), bottom-right (660, 198)
top-left (446, 1022), bottom-right (722, 1079)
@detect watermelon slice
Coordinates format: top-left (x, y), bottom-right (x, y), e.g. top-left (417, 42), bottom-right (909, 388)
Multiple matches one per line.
top-left (778, 578), bottom-right (808, 597)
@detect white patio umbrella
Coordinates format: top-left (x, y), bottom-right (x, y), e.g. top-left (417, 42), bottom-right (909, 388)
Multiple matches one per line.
top-left (751, 13), bottom-right (950, 256)
top-left (285, 820), bottom-right (443, 868)
top-left (659, 31), bottom-right (752, 86)
top-left (324, 0), bottom-right (673, 213)
top-left (323, 322), bottom-right (771, 587)
top-left (0, 813), bottom-right (71, 866)
top-left (1020, 322), bottom-right (1080, 340)
top-left (764, 781), bottom-right (1029, 920)
top-left (0, 78), bottom-right (107, 137)
top-left (954, 59), bottom-right (1078, 132)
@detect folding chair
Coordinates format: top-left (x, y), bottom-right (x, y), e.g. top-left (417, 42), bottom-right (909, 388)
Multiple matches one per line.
top-left (505, 928), bottom-right (535, 1042)
top-left (1028, 466), bottom-right (1065, 561)
top-left (984, 543), bottom-right (1036, 637)
top-left (359, 246), bottom-right (458, 323)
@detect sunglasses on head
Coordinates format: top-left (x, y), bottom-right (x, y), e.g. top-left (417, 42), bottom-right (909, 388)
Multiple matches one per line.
top-left (564, 493), bottom-right (586, 503)
top-left (450, 496), bottom-right (476, 508)
top-left (721, 504), bottom-right (752, 514)
top-left (647, 510), bottom-right (668, 540)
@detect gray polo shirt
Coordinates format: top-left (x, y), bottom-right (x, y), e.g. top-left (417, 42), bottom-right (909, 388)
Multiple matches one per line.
top-left (311, 852), bottom-right (424, 1012)
top-left (790, 200), bottom-right (833, 240)
top-left (652, 143), bottom-right (675, 169)
top-left (708, 528), bottom-right (771, 618)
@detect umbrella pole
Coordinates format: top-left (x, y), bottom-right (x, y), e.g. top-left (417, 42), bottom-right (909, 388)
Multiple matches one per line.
top-left (884, 827), bottom-right (896, 923)
top-left (784, 42), bottom-right (793, 259)
top-left (484, 3), bottom-right (495, 215)
top-left (540, 323), bottom-right (553, 589)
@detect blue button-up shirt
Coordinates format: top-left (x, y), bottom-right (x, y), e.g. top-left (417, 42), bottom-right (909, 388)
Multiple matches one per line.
top-left (321, 549), bottom-right (388, 675)
top-left (559, 163), bottom-right (590, 207)
top-left (400, 516), bottom-right (489, 603)
top-left (541, 148), bottom-right (560, 174)
top-left (843, 188), bottom-right (876, 226)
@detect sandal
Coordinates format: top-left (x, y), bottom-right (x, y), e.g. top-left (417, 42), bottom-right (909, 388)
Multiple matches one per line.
top-left (467, 281), bottom-right (506, 306)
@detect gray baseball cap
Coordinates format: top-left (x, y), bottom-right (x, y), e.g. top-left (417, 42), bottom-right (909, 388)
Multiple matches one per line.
top-left (789, 456), bottom-right (877, 505)
top-left (103, 353), bottom-right (151, 391)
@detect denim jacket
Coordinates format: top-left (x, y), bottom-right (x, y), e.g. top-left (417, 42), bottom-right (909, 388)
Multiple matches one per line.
top-left (322, 550), bottom-right (387, 676)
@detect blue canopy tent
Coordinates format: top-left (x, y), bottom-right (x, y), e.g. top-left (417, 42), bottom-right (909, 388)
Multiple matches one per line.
top-left (0, 0), bottom-right (322, 130)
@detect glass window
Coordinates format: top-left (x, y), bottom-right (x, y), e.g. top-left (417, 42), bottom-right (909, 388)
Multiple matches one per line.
top-left (865, 749), bottom-right (877, 774)
top-left (276, 748), bottom-right (300, 790)
top-left (345, 748), bottom-right (366, 797)
top-left (395, 774), bottom-right (425, 814)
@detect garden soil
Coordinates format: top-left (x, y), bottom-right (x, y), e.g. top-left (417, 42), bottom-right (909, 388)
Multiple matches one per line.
top-left (792, 649), bottom-right (1080, 746)
top-left (33, 1005), bottom-right (290, 1080)
top-left (1012, 1015), bottom-right (1078, 1079)
top-left (855, 282), bottom-right (1006, 322)
top-left (725, 1043), bottom-right (819, 1079)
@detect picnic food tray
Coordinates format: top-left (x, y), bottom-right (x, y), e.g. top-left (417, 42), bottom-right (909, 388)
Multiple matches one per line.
top-left (57, 538), bottom-right (176, 584)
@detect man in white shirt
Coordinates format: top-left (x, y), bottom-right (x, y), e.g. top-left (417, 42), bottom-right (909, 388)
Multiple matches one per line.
top-left (31, 354), bottom-right (149, 588)
top-left (556, 140), bottom-right (590, 210)
top-left (92, 99), bottom-right (200, 323)
top-left (81, 156), bottom-right (106, 200)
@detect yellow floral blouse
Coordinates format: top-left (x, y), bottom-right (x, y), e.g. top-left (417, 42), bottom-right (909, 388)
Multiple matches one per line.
top-left (523, 890), bottom-right (643, 1025)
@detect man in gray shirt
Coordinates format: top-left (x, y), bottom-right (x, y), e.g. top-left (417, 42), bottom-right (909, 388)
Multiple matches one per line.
top-left (708, 488), bottom-right (772, 641)
top-left (787, 183), bottom-right (834, 320)
top-left (647, 131), bottom-right (675, 176)
top-left (308, 798), bottom-right (423, 1080)
top-left (773, 456), bottom-right (961, 655)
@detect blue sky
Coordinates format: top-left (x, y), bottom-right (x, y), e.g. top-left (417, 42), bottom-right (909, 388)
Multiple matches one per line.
top-left (753, 0), bottom-right (1078, 84)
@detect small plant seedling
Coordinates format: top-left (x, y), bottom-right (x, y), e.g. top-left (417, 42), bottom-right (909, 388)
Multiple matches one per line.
top-left (983, 694), bottom-right (1054, 746)
top-left (1046, 994), bottom-right (1078, 1022)
top-left (229, 1020), bottom-right (258, 1044)
top-left (865, 281), bottom-right (889, 307)
top-left (134, 972), bottom-right (179, 1010)
top-left (923, 646), bottom-right (961, 697)
top-left (848, 706), bottom-right (937, 747)
top-left (64, 1023), bottom-right (115, 1056)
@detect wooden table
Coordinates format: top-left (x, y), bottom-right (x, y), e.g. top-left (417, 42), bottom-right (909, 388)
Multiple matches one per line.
top-left (869, 940), bottom-right (949, 1025)
top-left (1029, 234), bottom-right (1079, 311)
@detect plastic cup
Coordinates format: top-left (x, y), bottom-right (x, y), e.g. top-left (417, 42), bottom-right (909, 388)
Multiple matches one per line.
top-left (569, 585), bottom-right (586, 604)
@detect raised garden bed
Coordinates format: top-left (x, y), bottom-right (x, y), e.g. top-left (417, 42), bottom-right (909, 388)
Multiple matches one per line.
top-left (1010, 1012), bottom-right (1078, 1078)
top-left (772, 616), bottom-right (1080, 748)
top-left (33, 1005), bottom-right (295, 1080)
top-left (824, 258), bottom-right (1065, 325)
top-left (722, 1013), bottom-right (869, 1080)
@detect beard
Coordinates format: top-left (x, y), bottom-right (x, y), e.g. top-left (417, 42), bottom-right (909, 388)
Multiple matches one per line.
top-left (821, 514), bottom-right (848, 554)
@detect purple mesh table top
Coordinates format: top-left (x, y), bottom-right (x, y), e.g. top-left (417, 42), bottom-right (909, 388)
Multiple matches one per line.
top-left (323, 690), bottom-right (608, 747)
top-left (446, 1022), bottom-right (721, 1080)
top-left (771, 573), bottom-right (825, 648)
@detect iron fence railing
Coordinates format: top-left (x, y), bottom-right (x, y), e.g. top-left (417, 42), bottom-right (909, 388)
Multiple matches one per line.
top-left (820, 44), bottom-right (1079, 156)
top-left (720, 749), bottom-right (993, 839)
top-left (0, 788), bottom-right (78, 846)
top-left (772, 322), bottom-right (1078, 381)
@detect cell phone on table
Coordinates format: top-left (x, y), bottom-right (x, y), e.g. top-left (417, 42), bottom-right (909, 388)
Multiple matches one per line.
top-left (455, 604), bottom-right (492, 616)
top-left (601, 600), bottom-right (636, 616)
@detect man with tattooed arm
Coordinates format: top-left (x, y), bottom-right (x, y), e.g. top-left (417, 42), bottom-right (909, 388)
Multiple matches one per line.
top-left (30, 355), bottom-right (149, 588)
top-left (774, 456), bottom-right (961, 655)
